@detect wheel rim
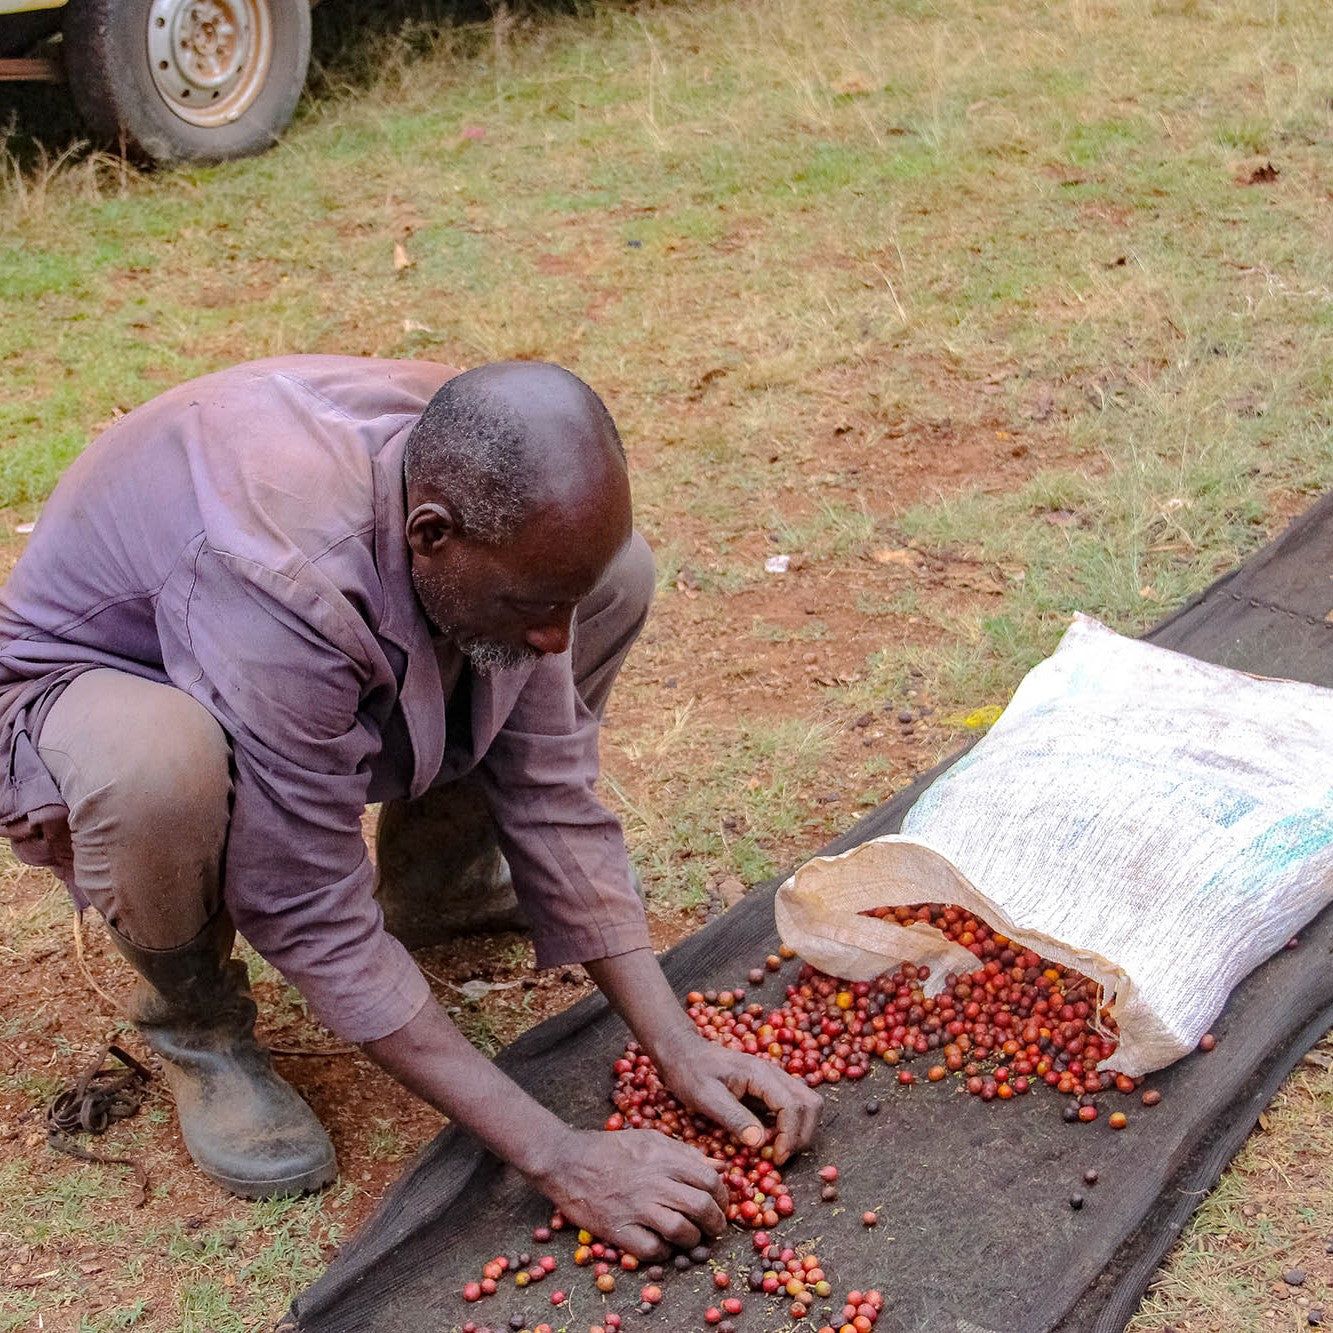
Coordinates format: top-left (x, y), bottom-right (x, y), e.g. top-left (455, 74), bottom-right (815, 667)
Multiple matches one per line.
top-left (147, 0), bottom-right (273, 129)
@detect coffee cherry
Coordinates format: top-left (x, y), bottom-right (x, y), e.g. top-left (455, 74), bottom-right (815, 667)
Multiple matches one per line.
top-left (1141, 1088), bottom-right (1162, 1107)
top-left (1109, 1111), bottom-right (1128, 1130)
top-left (1198, 1033), bottom-right (1216, 1052)
top-left (862, 1211), bottom-right (878, 1227)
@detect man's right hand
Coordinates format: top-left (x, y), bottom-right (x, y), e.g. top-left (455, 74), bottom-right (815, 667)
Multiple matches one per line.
top-left (531, 1128), bottom-right (729, 1260)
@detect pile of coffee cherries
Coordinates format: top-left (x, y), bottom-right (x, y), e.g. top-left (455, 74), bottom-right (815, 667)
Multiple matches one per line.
top-left (459, 902), bottom-right (1182, 1330)
top-left (609, 901), bottom-right (1156, 1198)
top-left (857, 901), bottom-right (1135, 1113)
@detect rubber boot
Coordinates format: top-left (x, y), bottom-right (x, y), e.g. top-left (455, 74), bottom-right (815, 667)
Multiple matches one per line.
top-left (107, 910), bottom-right (337, 1199)
top-left (375, 776), bottom-right (645, 950)
top-left (374, 776), bottom-right (529, 949)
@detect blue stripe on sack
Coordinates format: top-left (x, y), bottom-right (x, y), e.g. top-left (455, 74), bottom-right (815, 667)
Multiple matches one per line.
top-left (1198, 798), bottom-right (1333, 897)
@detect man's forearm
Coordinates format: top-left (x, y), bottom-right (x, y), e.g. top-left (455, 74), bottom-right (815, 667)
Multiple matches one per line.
top-left (364, 984), bottom-right (738, 1258)
top-left (363, 996), bottom-right (571, 1182)
top-left (584, 946), bottom-right (701, 1069)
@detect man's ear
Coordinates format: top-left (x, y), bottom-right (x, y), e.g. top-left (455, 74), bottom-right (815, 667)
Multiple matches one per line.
top-left (405, 502), bottom-right (459, 558)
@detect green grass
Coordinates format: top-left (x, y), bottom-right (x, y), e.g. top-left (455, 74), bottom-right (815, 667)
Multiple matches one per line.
top-left (2, 0), bottom-right (1332, 1327)
top-left (612, 715), bottom-right (836, 908)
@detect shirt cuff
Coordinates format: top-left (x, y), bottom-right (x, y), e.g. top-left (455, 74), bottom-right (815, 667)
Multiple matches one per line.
top-left (286, 930), bottom-right (433, 1044)
top-left (531, 915), bottom-right (653, 970)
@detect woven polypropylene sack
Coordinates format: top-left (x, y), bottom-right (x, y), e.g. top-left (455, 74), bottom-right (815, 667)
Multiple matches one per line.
top-left (775, 615), bottom-right (1333, 1074)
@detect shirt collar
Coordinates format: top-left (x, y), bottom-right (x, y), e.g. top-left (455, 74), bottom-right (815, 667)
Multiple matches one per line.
top-left (372, 422), bottom-right (445, 798)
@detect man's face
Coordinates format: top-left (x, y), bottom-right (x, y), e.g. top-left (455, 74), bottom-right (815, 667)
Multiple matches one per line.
top-left (411, 507), bottom-right (630, 672)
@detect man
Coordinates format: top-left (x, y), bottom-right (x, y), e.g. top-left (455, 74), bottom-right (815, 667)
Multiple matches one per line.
top-left (0, 355), bottom-right (821, 1258)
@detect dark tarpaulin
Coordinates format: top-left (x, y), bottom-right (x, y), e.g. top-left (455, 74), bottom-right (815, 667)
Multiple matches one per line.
top-left (290, 492), bottom-right (1333, 1333)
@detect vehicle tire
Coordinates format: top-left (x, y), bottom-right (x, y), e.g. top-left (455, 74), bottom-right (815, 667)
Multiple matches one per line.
top-left (62, 0), bottom-right (311, 165)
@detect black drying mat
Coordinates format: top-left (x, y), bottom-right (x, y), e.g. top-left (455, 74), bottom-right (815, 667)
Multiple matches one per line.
top-left (291, 492), bottom-right (1333, 1333)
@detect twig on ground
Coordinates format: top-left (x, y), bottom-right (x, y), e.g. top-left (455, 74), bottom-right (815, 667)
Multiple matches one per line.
top-left (270, 1045), bottom-right (356, 1057)
top-left (70, 909), bottom-right (118, 1011)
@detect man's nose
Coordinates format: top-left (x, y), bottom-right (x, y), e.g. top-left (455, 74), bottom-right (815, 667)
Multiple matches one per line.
top-left (524, 612), bottom-right (573, 656)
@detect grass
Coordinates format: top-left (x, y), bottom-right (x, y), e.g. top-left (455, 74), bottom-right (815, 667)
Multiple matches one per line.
top-left (611, 716), bottom-right (836, 908)
top-left (0, 0), bottom-right (1331, 1327)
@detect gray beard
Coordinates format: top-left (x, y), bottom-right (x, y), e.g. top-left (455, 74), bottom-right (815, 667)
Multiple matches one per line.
top-left (410, 564), bottom-right (538, 674)
top-left (461, 638), bottom-right (539, 673)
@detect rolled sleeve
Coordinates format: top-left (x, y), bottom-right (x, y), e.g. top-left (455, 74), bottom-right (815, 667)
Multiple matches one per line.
top-left (474, 653), bottom-right (650, 968)
top-left (161, 544), bottom-right (432, 1042)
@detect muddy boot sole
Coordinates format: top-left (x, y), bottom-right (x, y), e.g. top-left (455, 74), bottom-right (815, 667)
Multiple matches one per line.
top-left (206, 1150), bottom-right (338, 1200)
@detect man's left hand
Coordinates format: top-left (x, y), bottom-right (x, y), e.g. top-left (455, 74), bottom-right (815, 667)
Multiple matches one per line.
top-left (656, 1042), bottom-right (822, 1165)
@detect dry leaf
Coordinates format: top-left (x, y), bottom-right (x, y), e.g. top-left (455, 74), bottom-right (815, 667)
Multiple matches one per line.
top-left (830, 72), bottom-right (876, 96)
top-left (393, 242), bottom-right (412, 273)
top-left (1241, 161), bottom-right (1280, 186)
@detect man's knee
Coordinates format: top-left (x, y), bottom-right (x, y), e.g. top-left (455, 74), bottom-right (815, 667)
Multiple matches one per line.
top-left (614, 530), bottom-right (656, 633)
top-left (39, 670), bottom-right (231, 857)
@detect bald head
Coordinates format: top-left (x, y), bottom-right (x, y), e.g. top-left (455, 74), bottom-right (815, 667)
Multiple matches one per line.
top-left (404, 361), bottom-right (627, 543)
top-left (402, 362), bottom-right (635, 668)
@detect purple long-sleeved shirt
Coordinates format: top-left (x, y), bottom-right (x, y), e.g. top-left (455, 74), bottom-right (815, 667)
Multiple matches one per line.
top-left (0, 356), bottom-right (650, 1040)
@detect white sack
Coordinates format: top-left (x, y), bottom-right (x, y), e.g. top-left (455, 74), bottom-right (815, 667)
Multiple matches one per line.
top-left (775, 615), bottom-right (1333, 1075)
